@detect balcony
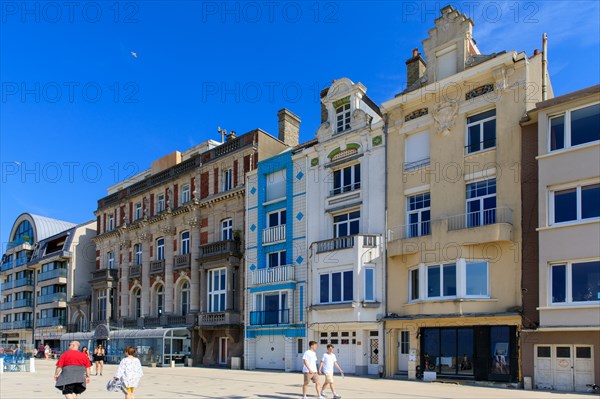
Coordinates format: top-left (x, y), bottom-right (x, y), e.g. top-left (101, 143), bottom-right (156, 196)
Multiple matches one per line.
top-left (465, 138), bottom-right (496, 155)
top-left (37, 317), bottom-right (66, 328)
top-left (0, 320), bottom-right (32, 330)
top-left (262, 225), bottom-right (286, 245)
top-left (129, 264), bottom-right (141, 279)
top-left (166, 314), bottom-right (193, 326)
top-left (121, 318), bottom-right (139, 328)
top-left (1, 261), bottom-right (13, 272)
top-left (143, 317), bottom-right (161, 328)
top-left (197, 311), bottom-right (241, 326)
top-left (1, 298), bottom-right (33, 310)
top-left (251, 264), bottom-right (295, 286)
top-left (249, 309), bottom-right (290, 325)
top-left (14, 256), bottom-right (31, 268)
top-left (150, 260), bottom-right (165, 275)
top-left (199, 240), bottom-right (241, 262)
top-left (38, 292), bottom-right (67, 305)
top-left (329, 182), bottom-right (361, 197)
top-left (13, 277), bottom-right (34, 289)
top-left (90, 268), bottom-right (119, 282)
top-left (1, 280), bottom-right (13, 290)
top-left (173, 254), bottom-right (191, 270)
top-left (6, 237), bottom-right (33, 251)
top-left (404, 158), bottom-right (430, 172)
top-left (388, 221), bottom-right (431, 241)
top-left (315, 234), bottom-right (379, 254)
top-left (38, 268), bottom-right (68, 282)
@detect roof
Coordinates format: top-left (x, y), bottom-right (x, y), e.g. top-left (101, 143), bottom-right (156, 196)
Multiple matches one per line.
top-left (533, 84), bottom-right (600, 111)
top-left (28, 213), bottom-right (77, 241)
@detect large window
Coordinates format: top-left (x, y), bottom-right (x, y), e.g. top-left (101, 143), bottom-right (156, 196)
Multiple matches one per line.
top-left (332, 164), bottom-right (361, 195)
top-left (107, 252), bottom-right (114, 269)
top-left (265, 170), bottom-right (286, 202)
top-left (134, 203), bottom-right (142, 220)
top-left (12, 220), bottom-right (33, 243)
top-left (364, 267), bottom-right (375, 302)
top-left (466, 261), bottom-right (489, 297)
top-left (223, 169), bottom-right (233, 191)
top-left (409, 268), bottom-right (420, 301)
top-left (466, 178), bottom-right (496, 227)
top-left (549, 103), bottom-right (600, 151)
top-left (221, 219), bottom-right (233, 241)
top-left (180, 281), bottom-right (190, 316)
top-left (466, 109), bottom-right (496, 154)
top-left (334, 210), bottom-right (360, 238)
top-left (404, 130), bottom-right (430, 171)
top-left (157, 194), bottom-right (165, 213)
top-left (107, 215), bottom-right (114, 231)
top-left (132, 287), bottom-right (141, 318)
top-left (154, 284), bottom-right (164, 316)
top-left (134, 243), bottom-right (142, 265)
top-left (181, 185), bottom-right (190, 204)
top-left (407, 192), bottom-right (431, 237)
top-left (268, 209), bottom-right (286, 227)
top-left (156, 238), bottom-right (165, 261)
top-left (267, 250), bottom-right (286, 268)
top-left (208, 268), bottom-right (227, 312)
top-left (550, 183), bottom-right (599, 225)
top-left (181, 231), bottom-right (190, 255)
top-left (252, 291), bottom-right (289, 325)
top-left (551, 260), bottom-right (600, 304)
top-left (320, 270), bottom-right (353, 304)
top-left (336, 102), bottom-right (351, 133)
top-left (97, 289), bottom-right (107, 321)
top-left (410, 260), bottom-right (489, 301)
top-left (427, 263), bottom-right (456, 298)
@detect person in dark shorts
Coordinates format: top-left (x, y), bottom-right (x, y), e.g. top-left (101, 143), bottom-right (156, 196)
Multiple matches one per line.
top-left (54, 341), bottom-right (92, 399)
top-left (93, 344), bottom-right (106, 376)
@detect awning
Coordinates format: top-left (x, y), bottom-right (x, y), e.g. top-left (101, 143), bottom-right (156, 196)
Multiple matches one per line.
top-left (60, 332), bottom-right (94, 342)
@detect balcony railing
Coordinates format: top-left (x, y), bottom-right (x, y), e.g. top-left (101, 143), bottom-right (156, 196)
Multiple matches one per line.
top-left (37, 317), bottom-right (66, 328)
top-left (315, 234), bottom-right (379, 254)
top-left (129, 264), bottom-right (141, 278)
top-left (388, 221), bottom-right (432, 241)
top-left (0, 320), bottom-right (32, 330)
top-left (199, 240), bottom-right (241, 261)
top-left (174, 254), bottom-right (191, 270)
top-left (249, 309), bottom-right (290, 325)
top-left (90, 268), bottom-right (119, 282)
top-left (38, 268), bottom-right (68, 282)
top-left (166, 315), bottom-right (188, 326)
top-left (1, 301), bottom-right (13, 310)
top-left (262, 225), bottom-right (286, 244)
top-left (143, 317), bottom-right (161, 328)
top-left (403, 157), bottom-right (430, 172)
top-left (1, 280), bottom-right (13, 290)
top-left (13, 277), bottom-right (34, 288)
top-left (197, 311), bottom-right (241, 326)
top-left (1, 298), bottom-right (33, 310)
top-left (122, 318), bottom-right (139, 328)
top-left (6, 237), bottom-right (33, 251)
top-left (38, 292), bottom-right (67, 304)
top-left (251, 264), bottom-right (295, 285)
top-left (329, 182), bottom-right (361, 197)
top-left (14, 256), bottom-right (31, 267)
top-left (447, 207), bottom-right (512, 231)
top-left (465, 138), bottom-right (496, 154)
top-left (1, 261), bottom-right (13, 272)
top-left (150, 260), bottom-right (165, 274)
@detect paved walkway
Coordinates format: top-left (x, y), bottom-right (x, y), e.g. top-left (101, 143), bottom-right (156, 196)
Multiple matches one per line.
top-left (0, 360), bottom-right (592, 398)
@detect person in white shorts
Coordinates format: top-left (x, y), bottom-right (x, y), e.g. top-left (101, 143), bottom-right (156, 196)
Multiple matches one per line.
top-left (302, 341), bottom-right (325, 399)
top-left (319, 344), bottom-right (344, 399)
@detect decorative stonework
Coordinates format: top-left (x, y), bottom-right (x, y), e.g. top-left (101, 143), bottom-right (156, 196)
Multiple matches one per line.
top-left (332, 96), bottom-right (350, 109)
top-left (311, 158), bottom-right (319, 167)
top-left (404, 108), bottom-right (429, 122)
top-left (372, 135), bottom-right (383, 146)
top-left (465, 84), bottom-right (495, 100)
top-left (432, 101), bottom-right (459, 136)
top-left (136, 230), bottom-right (152, 242)
top-left (331, 148), bottom-right (358, 162)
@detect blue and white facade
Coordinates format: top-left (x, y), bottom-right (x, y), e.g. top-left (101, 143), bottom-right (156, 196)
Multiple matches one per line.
top-left (244, 148), bottom-right (309, 371)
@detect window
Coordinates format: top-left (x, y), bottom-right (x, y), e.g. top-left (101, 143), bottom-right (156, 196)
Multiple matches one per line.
top-left (134, 203), bottom-right (142, 220)
top-left (156, 238), bottom-right (165, 261)
top-left (334, 210), bottom-right (360, 238)
top-left (181, 185), bottom-right (190, 204)
top-left (551, 183), bottom-right (600, 224)
top-left (407, 192), bottom-right (431, 237)
top-left (267, 250), bottom-right (286, 268)
top-left (427, 263), bottom-right (456, 298)
top-left (364, 267), bottom-right (375, 302)
top-left (208, 268), bottom-right (227, 312)
top-left (223, 169), bottom-right (233, 191)
top-left (267, 209), bottom-right (286, 227)
top-left (466, 109), bottom-right (496, 153)
top-left (132, 287), bottom-right (141, 318)
top-left (154, 284), bottom-right (164, 316)
top-left (97, 289), bottom-right (107, 321)
top-left (549, 103), bottom-right (600, 151)
top-left (336, 102), bottom-right (351, 133)
top-left (12, 220), bottom-right (33, 244)
top-left (181, 231), bottom-right (190, 255)
top-left (253, 291), bottom-right (288, 325)
top-left (133, 243), bottom-right (142, 265)
top-left (409, 268), bottom-right (420, 301)
top-left (320, 270), bottom-right (353, 303)
top-left (466, 178), bottom-right (496, 227)
top-left (180, 281), bottom-right (190, 316)
top-left (107, 252), bottom-right (114, 269)
top-left (157, 194), bottom-right (165, 213)
top-left (221, 219), bottom-right (233, 241)
top-left (551, 260), bottom-right (600, 304)
top-left (265, 170), bottom-right (286, 202)
top-left (332, 164), bottom-right (361, 195)
top-left (465, 261), bottom-right (489, 297)
top-left (436, 46), bottom-right (457, 80)
top-left (404, 130), bottom-right (430, 170)
top-left (107, 215), bottom-right (114, 231)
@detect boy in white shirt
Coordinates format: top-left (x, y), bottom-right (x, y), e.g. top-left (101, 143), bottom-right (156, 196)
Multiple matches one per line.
top-left (302, 341), bottom-right (325, 399)
top-left (319, 344), bottom-right (344, 399)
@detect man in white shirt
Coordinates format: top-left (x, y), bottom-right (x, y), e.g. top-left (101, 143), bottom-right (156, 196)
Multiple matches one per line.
top-left (319, 344), bottom-right (344, 399)
top-left (302, 341), bottom-right (325, 399)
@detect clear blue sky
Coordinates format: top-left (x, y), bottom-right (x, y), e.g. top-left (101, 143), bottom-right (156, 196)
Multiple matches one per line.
top-left (1, 1), bottom-right (599, 244)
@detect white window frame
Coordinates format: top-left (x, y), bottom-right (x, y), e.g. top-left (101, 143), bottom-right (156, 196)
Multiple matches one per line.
top-left (464, 261), bottom-right (489, 298)
top-left (267, 209), bottom-right (286, 228)
top-left (97, 289), bottom-right (107, 321)
top-left (465, 108), bottom-right (496, 154)
top-left (364, 267), bottom-right (376, 302)
top-left (134, 243), bottom-right (142, 265)
top-left (223, 168), bottom-right (233, 191)
top-left (547, 102), bottom-right (600, 152)
top-left (131, 287), bottom-right (141, 318)
top-left (107, 215), bottom-right (114, 231)
top-left (408, 266), bottom-right (420, 302)
top-left (181, 185), bottom-right (190, 204)
top-left (406, 192), bottom-right (431, 238)
top-left (221, 218), bottom-right (233, 241)
top-left (426, 263), bottom-right (457, 299)
top-left (548, 181), bottom-right (600, 226)
top-left (154, 284), bottom-right (164, 316)
top-left (180, 231), bottom-right (190, 255)
top-left (107, 252), bottom-right (114, 269)
top-left (157, 194), bottom-right (165, 213)
top-left (333, 210), bottom-right (360, 238)
top-left (207, 268), bottom-right (227, 313)
top-left (332, 163), bottom-right (361, 195)
top-left (335, 102), bottom-right (351, 133)
top-left (549, 259), bottom-right (600, 306)
top-left (134, 203), bottom-right (142, 220)
top-left (266, 250), bottom-right (286, 268)
top-left (265, 169), bottom-right (286, 203)
top-left (156, 238), bottom-right (165, 261)
top-left (466, 178), bottom-right (496, 227)
top-left (319, 269), bottom-right (353, 304)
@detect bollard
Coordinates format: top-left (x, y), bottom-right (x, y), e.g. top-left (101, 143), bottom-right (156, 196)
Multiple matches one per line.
top-left (30, 357), bottom-right (36, 373)
top-left (0, 357), bottom-right (4, 373)
top-left (170, 360), bottom-right (175, 368)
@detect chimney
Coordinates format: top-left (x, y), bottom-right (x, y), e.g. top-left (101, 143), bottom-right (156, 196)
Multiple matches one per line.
top-left (406, 48), bottom-right (427, 89)
top-left (277, 108), bottom-right (301, 147)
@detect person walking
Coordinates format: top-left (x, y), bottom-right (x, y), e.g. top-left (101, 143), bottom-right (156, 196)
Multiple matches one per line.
top-left (93, 344), bottom-right (106, 376)
top-left (319, 344), bottom-right (344, 399)
top-left (44, 343), bottom-right (52, 360)
top-left (54, 341), bottom-right (92, 399)
top-left (81, 346), bottom-right (91, 362)
top-left (113, 346), bottom-right (143, 399)
top-left (302, 341), bottom-right (325, 399)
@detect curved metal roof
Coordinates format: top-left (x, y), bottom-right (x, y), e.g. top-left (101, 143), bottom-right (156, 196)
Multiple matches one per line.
top-left (10, 213), bottom-right (77, 243)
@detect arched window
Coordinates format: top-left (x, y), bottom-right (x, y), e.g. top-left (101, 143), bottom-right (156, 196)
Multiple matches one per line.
top-left (131, 287), bottom-right (141, 318)
top-left (154, 284), bottom-right (164, 316)
top-left (181, 231), bottom-right (190, 255)
top-left (156, 238), bottom-right (165, 260)
top-left (180, 281), bottom-right (190, 316)
top-left (12, 220), bottom-right (33, 244)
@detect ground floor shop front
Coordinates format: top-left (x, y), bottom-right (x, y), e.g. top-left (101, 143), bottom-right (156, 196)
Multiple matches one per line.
top-left (521, 329), bottom-right (599, 392)
top-left (384, 314), bottom-right (520, 383)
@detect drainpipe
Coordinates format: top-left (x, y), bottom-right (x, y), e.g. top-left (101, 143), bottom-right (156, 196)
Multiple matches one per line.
top-left (382, 113), bottom-right (389, 377)
top-left (542, 33), bottom-right (548, 101)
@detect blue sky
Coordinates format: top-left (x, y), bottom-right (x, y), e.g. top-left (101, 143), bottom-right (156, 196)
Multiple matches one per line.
top-left (1, 1), bottom-right (599, 244)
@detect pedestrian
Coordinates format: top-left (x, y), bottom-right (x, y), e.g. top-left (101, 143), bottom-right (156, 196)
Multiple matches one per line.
top-left (302, 341), bottom-right (325, 399)
top-left (319, 344), bottom-right (344, 399)
top-left (93, 344), bottom-right (106, 376)
top-left (81, 346), bottom-right (91, 362)
top-left (113, 346), bottom-right (143, 399)
top-left (54, 340), bottom-right (92, 399)
top-left (45, 343), bottom-right (52, 360)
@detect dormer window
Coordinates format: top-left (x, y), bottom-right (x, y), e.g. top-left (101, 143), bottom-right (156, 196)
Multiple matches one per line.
top-left (336, 103), bottom-right (351, 133)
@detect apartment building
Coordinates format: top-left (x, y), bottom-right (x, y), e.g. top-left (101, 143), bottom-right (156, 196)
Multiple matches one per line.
top-left (520, 85), bottom-right (599, 392)
top-left (90, 124), bottom-right (289, 366)
top-left (303, 78), bottom-right (386, 376)
top-left (382, 6), bottom-right (548, 382)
